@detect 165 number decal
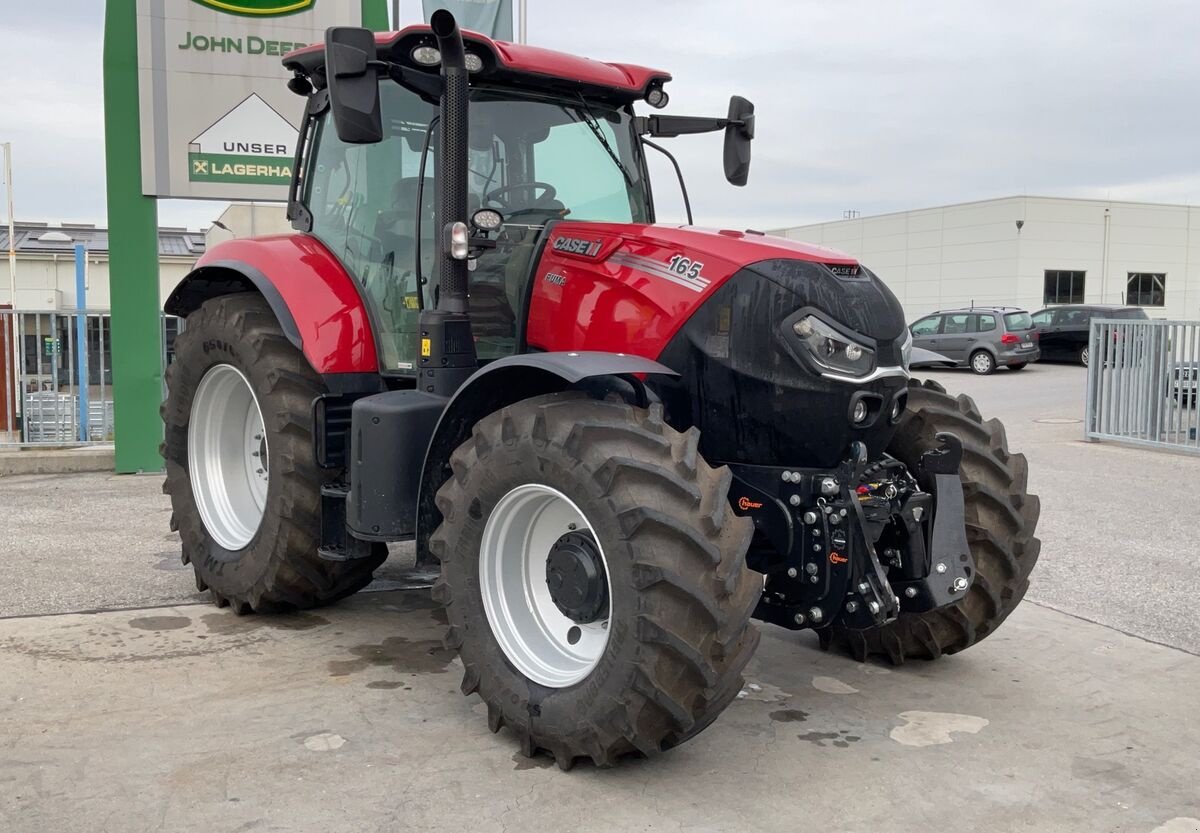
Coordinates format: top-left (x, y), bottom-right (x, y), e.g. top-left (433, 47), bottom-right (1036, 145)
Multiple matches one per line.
top-left (667, 254), bottom-right (705, 280)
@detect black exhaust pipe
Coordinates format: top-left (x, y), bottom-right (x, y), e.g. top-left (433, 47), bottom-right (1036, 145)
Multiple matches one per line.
top-left (418, 10), bottom-right (477, 396)
top-left (430, 9), bottom-right (469, 314)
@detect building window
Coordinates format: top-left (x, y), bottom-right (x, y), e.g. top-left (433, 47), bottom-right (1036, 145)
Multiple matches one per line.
top-left (1126, 273), bottom-right (1165, 307)
top-left (1044, 270), bottom-right (1086, 304)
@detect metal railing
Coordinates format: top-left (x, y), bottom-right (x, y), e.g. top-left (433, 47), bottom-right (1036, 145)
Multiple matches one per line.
top-left (1085, 319), bottom-right (1200, 454)
top-left (0, 310), bottom-right (181, 448)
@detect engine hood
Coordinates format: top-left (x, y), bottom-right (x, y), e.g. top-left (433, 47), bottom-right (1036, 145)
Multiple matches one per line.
top-left (545, 221), bottom-right (858, 271)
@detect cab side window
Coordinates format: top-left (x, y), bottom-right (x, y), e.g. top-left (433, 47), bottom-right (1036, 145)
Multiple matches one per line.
top-left (911, 316), bottom-right (941, 336)
top-left (305, 84), bottom-right (436, 372)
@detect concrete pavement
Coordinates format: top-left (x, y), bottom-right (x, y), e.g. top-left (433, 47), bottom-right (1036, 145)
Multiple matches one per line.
top-left (2, 588), bottom-right (1198, 833)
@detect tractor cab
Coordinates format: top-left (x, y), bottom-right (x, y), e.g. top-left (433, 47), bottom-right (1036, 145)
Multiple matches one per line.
top-left (283, 23), bottom-right (751, 375)
top-left (298, 80), bottom-right (651, 369)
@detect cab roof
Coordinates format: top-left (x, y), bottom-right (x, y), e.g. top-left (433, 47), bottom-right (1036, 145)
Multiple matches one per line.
top-left (283, 25), bottom-right (671, 105)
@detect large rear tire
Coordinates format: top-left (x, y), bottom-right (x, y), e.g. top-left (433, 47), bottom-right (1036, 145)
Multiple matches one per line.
top-left (823, 379), bottom-right (1040, 663)
top-left (162, 294), bottom-right (385, 612)
top-left (430, 392), bottom-right (760, 769)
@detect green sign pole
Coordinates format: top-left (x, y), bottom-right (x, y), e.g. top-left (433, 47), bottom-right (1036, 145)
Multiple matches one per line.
top-left (104, 0), bottom-right (163, 474)
top-left (362, 0), bottom-right (390, 30)
top-left (102, 0), bottom-right (389, 475)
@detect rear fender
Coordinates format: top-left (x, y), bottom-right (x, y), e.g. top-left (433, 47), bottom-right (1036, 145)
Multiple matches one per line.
top-left (165, 235), bottom-right (379, 375)
top-left (413, 352), bottom-right (677, 561)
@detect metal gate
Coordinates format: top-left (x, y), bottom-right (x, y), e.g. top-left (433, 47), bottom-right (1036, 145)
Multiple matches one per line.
top-left (1, 310), bottom-right (182, 448)
top-left (1085, 319), bottom-right (1200, 453)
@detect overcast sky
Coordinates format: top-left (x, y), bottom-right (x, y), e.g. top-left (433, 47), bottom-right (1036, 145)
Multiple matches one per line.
top-left (2, 1), bottom-right (1199, 231)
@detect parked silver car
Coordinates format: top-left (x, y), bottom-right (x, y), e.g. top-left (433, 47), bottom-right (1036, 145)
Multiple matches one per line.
top-left (908, 306), bottom-right (1040, 374)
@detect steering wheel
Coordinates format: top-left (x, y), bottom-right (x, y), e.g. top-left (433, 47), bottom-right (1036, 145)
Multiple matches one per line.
top-left (484, 181), bottom-right (558, 211)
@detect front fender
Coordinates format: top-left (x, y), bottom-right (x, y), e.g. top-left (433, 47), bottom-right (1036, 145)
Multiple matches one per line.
top-left (165, 234), bottom-right (378, 375)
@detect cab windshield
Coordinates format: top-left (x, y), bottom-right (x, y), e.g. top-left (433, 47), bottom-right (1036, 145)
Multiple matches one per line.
top-left (467, 88), bottom-right (650, 225)
top-left (304, 82), bottom-right (650, 372)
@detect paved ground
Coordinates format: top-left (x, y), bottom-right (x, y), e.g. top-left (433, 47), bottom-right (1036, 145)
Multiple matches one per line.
top-left (2, 361), bottom-right (1200, 832)
top-left (3, 588), bottom-right (1199, 833)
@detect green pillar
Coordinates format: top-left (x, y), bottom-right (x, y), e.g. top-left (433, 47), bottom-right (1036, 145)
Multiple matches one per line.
top-left (362, 0), bottom-right (390, 30)
top-left (104, 0), bottom-right (163, 474)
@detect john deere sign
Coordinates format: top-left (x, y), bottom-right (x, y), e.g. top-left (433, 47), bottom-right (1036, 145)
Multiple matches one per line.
top-left (190, 0), bottom-right (316, 15)
top-left (135, 0), bottom-right (368, 200)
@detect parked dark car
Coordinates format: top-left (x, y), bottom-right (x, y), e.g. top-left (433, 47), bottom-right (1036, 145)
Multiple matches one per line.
top-left (1030, 305), bottom-right (1148, 367)
top-left (908, 306), bottom-right (1040, 375)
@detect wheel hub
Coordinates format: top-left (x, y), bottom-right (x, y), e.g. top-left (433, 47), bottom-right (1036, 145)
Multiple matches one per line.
top-left (187, 363), bottom-right (269, 553)
top-left (478, 484), bottom-right (613, 688)
top-left (546, 531), bottom-right (608, 624)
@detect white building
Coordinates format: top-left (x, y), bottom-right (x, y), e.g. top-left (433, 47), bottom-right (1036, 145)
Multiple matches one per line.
top-left (771, 196), bottom-right (1200, 320)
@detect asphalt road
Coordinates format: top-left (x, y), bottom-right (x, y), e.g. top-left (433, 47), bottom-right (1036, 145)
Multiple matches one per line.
top-left (2, 361), bottom-right (1198, 656)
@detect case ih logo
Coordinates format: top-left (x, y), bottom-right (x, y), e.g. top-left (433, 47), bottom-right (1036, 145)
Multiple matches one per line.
top-left (190, 0), bottom-right (315, 16)
top-left (552, 236), bottom-right (602, 257)
top-left (826, 263), bottom-right (861, 278)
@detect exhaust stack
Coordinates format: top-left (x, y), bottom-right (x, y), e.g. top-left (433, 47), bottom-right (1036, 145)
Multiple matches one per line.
top-left (418, 10), bottom-right (477, 396)
top-left (431, 9), bottom-right (469, 314)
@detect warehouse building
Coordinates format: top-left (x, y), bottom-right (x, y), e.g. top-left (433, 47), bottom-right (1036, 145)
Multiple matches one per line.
top-left (771, 196), bottom-right (1200, 320)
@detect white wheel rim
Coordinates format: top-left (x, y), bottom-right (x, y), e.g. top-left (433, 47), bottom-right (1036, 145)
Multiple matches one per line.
top-left (973, 353), bottom-right (991, 373)
top-left (187, 364), bottom-right (269, 552)
top-left (479, 484), bottom-right (612, 688)
top-left (1081, 347), bottom-right (1089, 366)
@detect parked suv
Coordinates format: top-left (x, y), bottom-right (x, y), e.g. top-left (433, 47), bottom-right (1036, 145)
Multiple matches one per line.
top-left (1030, 305), bottom-right (1148, 367)
top-left (908, 306), bottom-right (1040, 375)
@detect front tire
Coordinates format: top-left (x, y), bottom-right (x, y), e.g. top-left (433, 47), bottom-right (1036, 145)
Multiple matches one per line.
top-left (162, 294), bottom-right (385, 612)
top-left (824, 379), bottom-right (1040, 663)
top-left (430, 392), bottom-right (759, 768)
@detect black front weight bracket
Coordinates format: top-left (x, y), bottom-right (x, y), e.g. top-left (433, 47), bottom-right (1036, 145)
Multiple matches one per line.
top-left (729, 432), bottom-right (976, 632)
top-left (890, 432), bottom-right (976, 613)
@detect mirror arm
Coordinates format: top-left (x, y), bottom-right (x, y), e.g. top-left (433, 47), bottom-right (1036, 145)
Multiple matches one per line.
top-left (635, 114), bottom-right (752, 138)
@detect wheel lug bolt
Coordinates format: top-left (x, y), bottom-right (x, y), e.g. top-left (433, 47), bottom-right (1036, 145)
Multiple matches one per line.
top-left (867, 600), bottom-right (880, 614)
top-left (805, 563), bottom-right (818, 575)
top-left (808, 607), bottom-right (824, 623)
top-left (904, 586), bottom-right (918, 598)
top-left (953, 577), bottom-right (969, 592)
top-left (786, 567), bottom-right (798, 578)
top-left (793, 613), bottom-right (806, 625)
top-left (845, 601), bottom-right (859, 613)
top-left (935, 562), bottom-right (948, 574)
top-left (788, 494), bottom-right (801, 507)
top-left (802, 511), bottom-right (818, 524)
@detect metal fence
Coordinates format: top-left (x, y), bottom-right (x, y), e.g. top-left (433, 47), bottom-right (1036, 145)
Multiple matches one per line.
top-left (0, 310), bottom-right (181, 448)
top-left (1085, 319), bottom-right (1200, 454)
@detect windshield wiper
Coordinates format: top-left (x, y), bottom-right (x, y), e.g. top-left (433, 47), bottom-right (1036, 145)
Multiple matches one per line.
top-left (572, 94), bottom-right (635, 189)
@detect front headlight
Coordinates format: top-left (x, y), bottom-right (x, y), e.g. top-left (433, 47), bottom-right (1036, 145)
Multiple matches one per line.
top-left (791, 315), bottom-right (875, 378)
top-left (901, 328), bottom-right (913, 371)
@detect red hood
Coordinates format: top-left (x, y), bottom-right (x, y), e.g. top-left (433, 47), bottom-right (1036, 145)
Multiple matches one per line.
top-left (629, 225), bottom-right (857, 268)
top-left (545, 222), bottom-right (857, 271)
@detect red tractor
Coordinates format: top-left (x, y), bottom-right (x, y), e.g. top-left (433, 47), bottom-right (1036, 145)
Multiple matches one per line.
top-left (162, 12), bottom-right (1040, 768)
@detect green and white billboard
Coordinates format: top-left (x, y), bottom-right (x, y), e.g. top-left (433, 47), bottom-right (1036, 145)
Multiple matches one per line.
top-left (136, 0), bottom-right (364, 200)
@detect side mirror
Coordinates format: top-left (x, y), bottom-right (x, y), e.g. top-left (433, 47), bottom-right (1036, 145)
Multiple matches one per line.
top-left (325, 27), bottom-right (382, 144)
top-left (723, 95), bottom-right (754, 186)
